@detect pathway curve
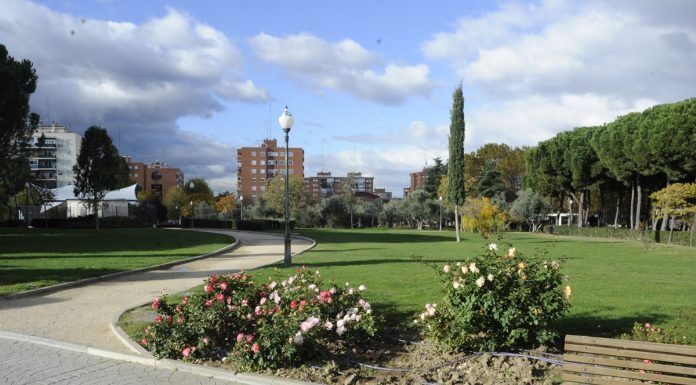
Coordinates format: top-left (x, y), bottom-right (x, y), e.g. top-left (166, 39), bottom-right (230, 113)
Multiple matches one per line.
top-left (0, 230), bottom-right (313, 353)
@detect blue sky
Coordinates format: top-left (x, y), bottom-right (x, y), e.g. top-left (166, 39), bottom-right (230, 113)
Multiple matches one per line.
top-left (2, 0), bottom-right (695, 195)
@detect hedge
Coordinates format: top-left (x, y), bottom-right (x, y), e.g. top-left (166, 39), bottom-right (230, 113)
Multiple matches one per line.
top-left (545, 225), bottom-right (695, 247)
top-left (29, 216), bottom-right (150, 229)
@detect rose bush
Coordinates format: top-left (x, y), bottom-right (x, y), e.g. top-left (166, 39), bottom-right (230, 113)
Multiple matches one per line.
top-left (417, 244), bottom-right (570, 351)
top-left (143, 268), bottom-right (376, 369)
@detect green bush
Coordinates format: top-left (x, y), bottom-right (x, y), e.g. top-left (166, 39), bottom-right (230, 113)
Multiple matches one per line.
top-left (620, 322), bottom-right (691, 345)
top-left (418, 244), bottom-right (570, 351)
top-left (547, 225), bottom-right (694, 247)
top-left (143, 268), bottom-right (376, 369)
top-left (30, 216), bottom-right (149, 228)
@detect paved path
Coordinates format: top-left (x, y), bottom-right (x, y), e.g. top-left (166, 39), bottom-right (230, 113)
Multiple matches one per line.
top-left (0, 230), bottom-right (313, 353)
top-left (0, 337), bottom-right (231, 385)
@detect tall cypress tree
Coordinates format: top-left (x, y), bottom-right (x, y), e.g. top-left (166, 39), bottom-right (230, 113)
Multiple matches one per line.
top-left (446, 85), bottom-right (466, 242)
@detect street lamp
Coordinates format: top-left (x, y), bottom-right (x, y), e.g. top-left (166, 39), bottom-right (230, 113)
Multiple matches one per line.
top-left (568, 197), bottom-right (573, 226)
top-left (239, 194), bottom-right (244, 220)
top-left (278, 106), bottom-right (295, 267)
top-left (438, 196), bottom-right (443, 231)
top-left (190, 200), bottom-right (194, 228)
top-left (175, 204), bottom-right (180, 226)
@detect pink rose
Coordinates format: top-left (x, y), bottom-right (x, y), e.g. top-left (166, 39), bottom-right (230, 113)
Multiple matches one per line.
top-left (140, 338), bottom-right (148, 346)
top-left (151, 298), bottom-right (161, 309)
top-left (251, 343), bottom-right (260, 353)
top-left (218, 282), bottom-right (228, 291)
top-left (236, 333), bottom-right (244, 343)
top-left (203, 338), bottom-right (209, 345)
top-left (216, 293), bottom-right (224, 302)
top-left (182, 296), bottom-right (189, 305)
top-left (246, 334), bottom-right (254, 343)
top-left (204, 284), bottom-right (214, 293)
top-left (155, 314), bottom-right (163, 324)
top-left (182, 347), bottom-right (191, 358)
top-left (205, 300), bottom-right (214, 307)
top-left (165, 315), bottom-right (173, 323)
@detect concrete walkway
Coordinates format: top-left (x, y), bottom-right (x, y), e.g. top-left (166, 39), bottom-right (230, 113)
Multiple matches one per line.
top-left (0, 230), bottom-right (313, 353)
top-left (0, 337), bottom-right (233, 385)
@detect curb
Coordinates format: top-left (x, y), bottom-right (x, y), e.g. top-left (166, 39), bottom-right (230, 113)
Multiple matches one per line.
top-left (0, 232), bottom-right (239, 300)
top-left (0, 331), bottom-right (319, 385)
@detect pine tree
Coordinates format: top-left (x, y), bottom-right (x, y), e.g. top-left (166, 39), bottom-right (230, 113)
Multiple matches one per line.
top-left (446, 85), bottom-right (466, 242)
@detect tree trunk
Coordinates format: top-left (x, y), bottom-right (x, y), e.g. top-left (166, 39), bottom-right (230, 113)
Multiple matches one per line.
top-left (94, 201), bottom-right (100, 232)
top-left (454, 204), bottom-right (461, 243)
top-left (577, 192), bottom-right (585, 228)
top-left (613, 196), bottom-right (620, 228)
top-left (350, 210), bottom-right (353, 230)
top-left (599, 187), bottom-right (605, 226)
top-left (629, 181), bottom-right (635, 229)
top-left (690, 218), bottom-right (694, 247)
top-left (668, 216), bottom-right (674, 244)
top-left (635, 179), bottom-right (642, 230)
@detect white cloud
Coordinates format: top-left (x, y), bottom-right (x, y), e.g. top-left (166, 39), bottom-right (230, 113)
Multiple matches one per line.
top-left (422, 0), bottom-right (696, 101)
top-left (0, 0), bottom-right (269, 193)
top-left (249, 32), bottom-right (437, 105)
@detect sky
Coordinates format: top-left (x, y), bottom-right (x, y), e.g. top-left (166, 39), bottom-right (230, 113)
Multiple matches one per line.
top-left (2, 0), bottom-right (695, 196)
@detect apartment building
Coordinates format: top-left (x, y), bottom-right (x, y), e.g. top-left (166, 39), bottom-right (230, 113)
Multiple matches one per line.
top-left (304, 171), bottom-right (377, 200)
top-left (28, 123), bottom-right (81, 189)
top-left (125, 157), bottom-right (184, 198)
top-left (237, 139), bottom-right (304, 205)
top-left (403, 171), bottom-right (426, 196)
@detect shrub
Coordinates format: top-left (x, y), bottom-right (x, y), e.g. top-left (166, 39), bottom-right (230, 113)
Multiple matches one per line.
top-left (461, 197), bottom-right (508, 238)
top-left (620, 322), bottom-right (690, 345)
top-left (143, 268), bottom-right (376, 369)
top-left (417, 244), bottom-right (570, 351)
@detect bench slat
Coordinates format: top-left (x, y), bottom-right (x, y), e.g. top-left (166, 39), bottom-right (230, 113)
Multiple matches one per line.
top-left (563, 363), bottom-right (696, 385)
top-left (565, 343), bottom-right (696, 366)
top-left (562, 372), bottom-right (643, 385)
top-left (566, 335), bottom-right (696, 357)
top-left (564, 353), bottom-right (696, 377)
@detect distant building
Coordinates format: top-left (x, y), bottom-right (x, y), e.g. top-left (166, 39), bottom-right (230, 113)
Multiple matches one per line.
top-left (304, 171), bottom-right (389, 201)
top-left (125, 157), bottom-right (184, 198)
top-left (28, 123), bottom-right (81, 189)
top-left (237, 139), bottom-right (305, 205)
top-left (373, 188), bottom-right (392, 201)
top-left (403, 171), bottom-right (425, 196)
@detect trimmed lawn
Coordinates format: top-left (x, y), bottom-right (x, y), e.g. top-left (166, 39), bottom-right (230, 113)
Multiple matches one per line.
top-left (0, 228), bottom-right (234, 295)
top-left (251, 228), bottom-right (696, 343)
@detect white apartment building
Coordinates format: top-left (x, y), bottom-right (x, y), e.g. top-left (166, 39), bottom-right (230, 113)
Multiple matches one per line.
top-left (29, 123), bottom-right (81, 189)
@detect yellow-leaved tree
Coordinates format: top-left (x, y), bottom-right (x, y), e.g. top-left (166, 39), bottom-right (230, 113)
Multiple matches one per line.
top-left (650, 183), bottom-right (696, 246)
top-left (460, 197), bottom-right (508, 239)
top-left (263, 175), bottom-right (313, 219)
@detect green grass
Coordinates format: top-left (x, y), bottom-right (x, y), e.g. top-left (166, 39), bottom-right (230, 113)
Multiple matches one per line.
top-left (0, 228), bottom-right (234, 295)
top-left (251, 228), bottom-right (696, 342)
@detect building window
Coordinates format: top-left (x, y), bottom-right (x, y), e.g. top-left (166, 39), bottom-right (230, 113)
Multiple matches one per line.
top-left (288, 160), bottom-right (294, 165)
top-left (251, 160), bottom-right (257, 165)
top-left (261, 178), bottom-right (265, 182)
top-left (251, 186), bottom-right (257, 191)
top-left (260, 186), bottom-right (265, 192)
top-left (267, 160), bottom-right (275, 165)
top-left (252, 178), bottom-right (256, 182)
top-left (260, 169), bottom-right (265, 174)
top-left (251, 151), bottom-right (256, 156)
top-left (279, 160), bottom-right (286, 165)
top-left (289, 169), bottom-right (294, 174)
top-left (260, 160), bottom-right (265, 165)
top-left (252, 169), bottom-right (257, 174)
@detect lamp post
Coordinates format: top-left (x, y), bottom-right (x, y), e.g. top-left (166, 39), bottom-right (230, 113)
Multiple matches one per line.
top-left (239, 195), bottom-right (244, 220)
top-left (438, 196), bottom-right (443, 231)
top-left (189, 182), bottom-right (195, 228)
top-left (568, 197), bottom-right (573, 226)
top-left (175, 204), bottom-right (180, 226)
top-left (278, 106), bottom-right (295, 267)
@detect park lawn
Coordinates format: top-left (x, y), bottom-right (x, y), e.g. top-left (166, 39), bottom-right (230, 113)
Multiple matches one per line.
top-left (251, 228), bottom-right (696, 343)
top-left (0, 228), bottom-right (234, 295)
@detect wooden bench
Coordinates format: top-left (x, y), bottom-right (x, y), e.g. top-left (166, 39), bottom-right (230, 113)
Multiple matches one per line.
top-left (563, 334), bottom-right (696, 384)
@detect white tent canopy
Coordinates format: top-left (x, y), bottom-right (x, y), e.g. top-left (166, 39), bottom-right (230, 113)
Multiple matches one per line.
top-left (43, 184), bottom-right (138, 217)
top-left (50, 184), bottom-right (138, 201)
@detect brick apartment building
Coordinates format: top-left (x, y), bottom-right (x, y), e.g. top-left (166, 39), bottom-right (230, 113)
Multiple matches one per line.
top-left (125, 157), bottom-right (184, 198)
top-left (237, 139), bottom-right (304, 205)
top-left (403, 171), bottom-right (426, 196)
top-left (304, 171), bottom-right (392, 201)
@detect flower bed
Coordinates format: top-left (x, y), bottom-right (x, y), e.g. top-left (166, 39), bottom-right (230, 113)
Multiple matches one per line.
top-left (142, 268), bottom-right (376, 369)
